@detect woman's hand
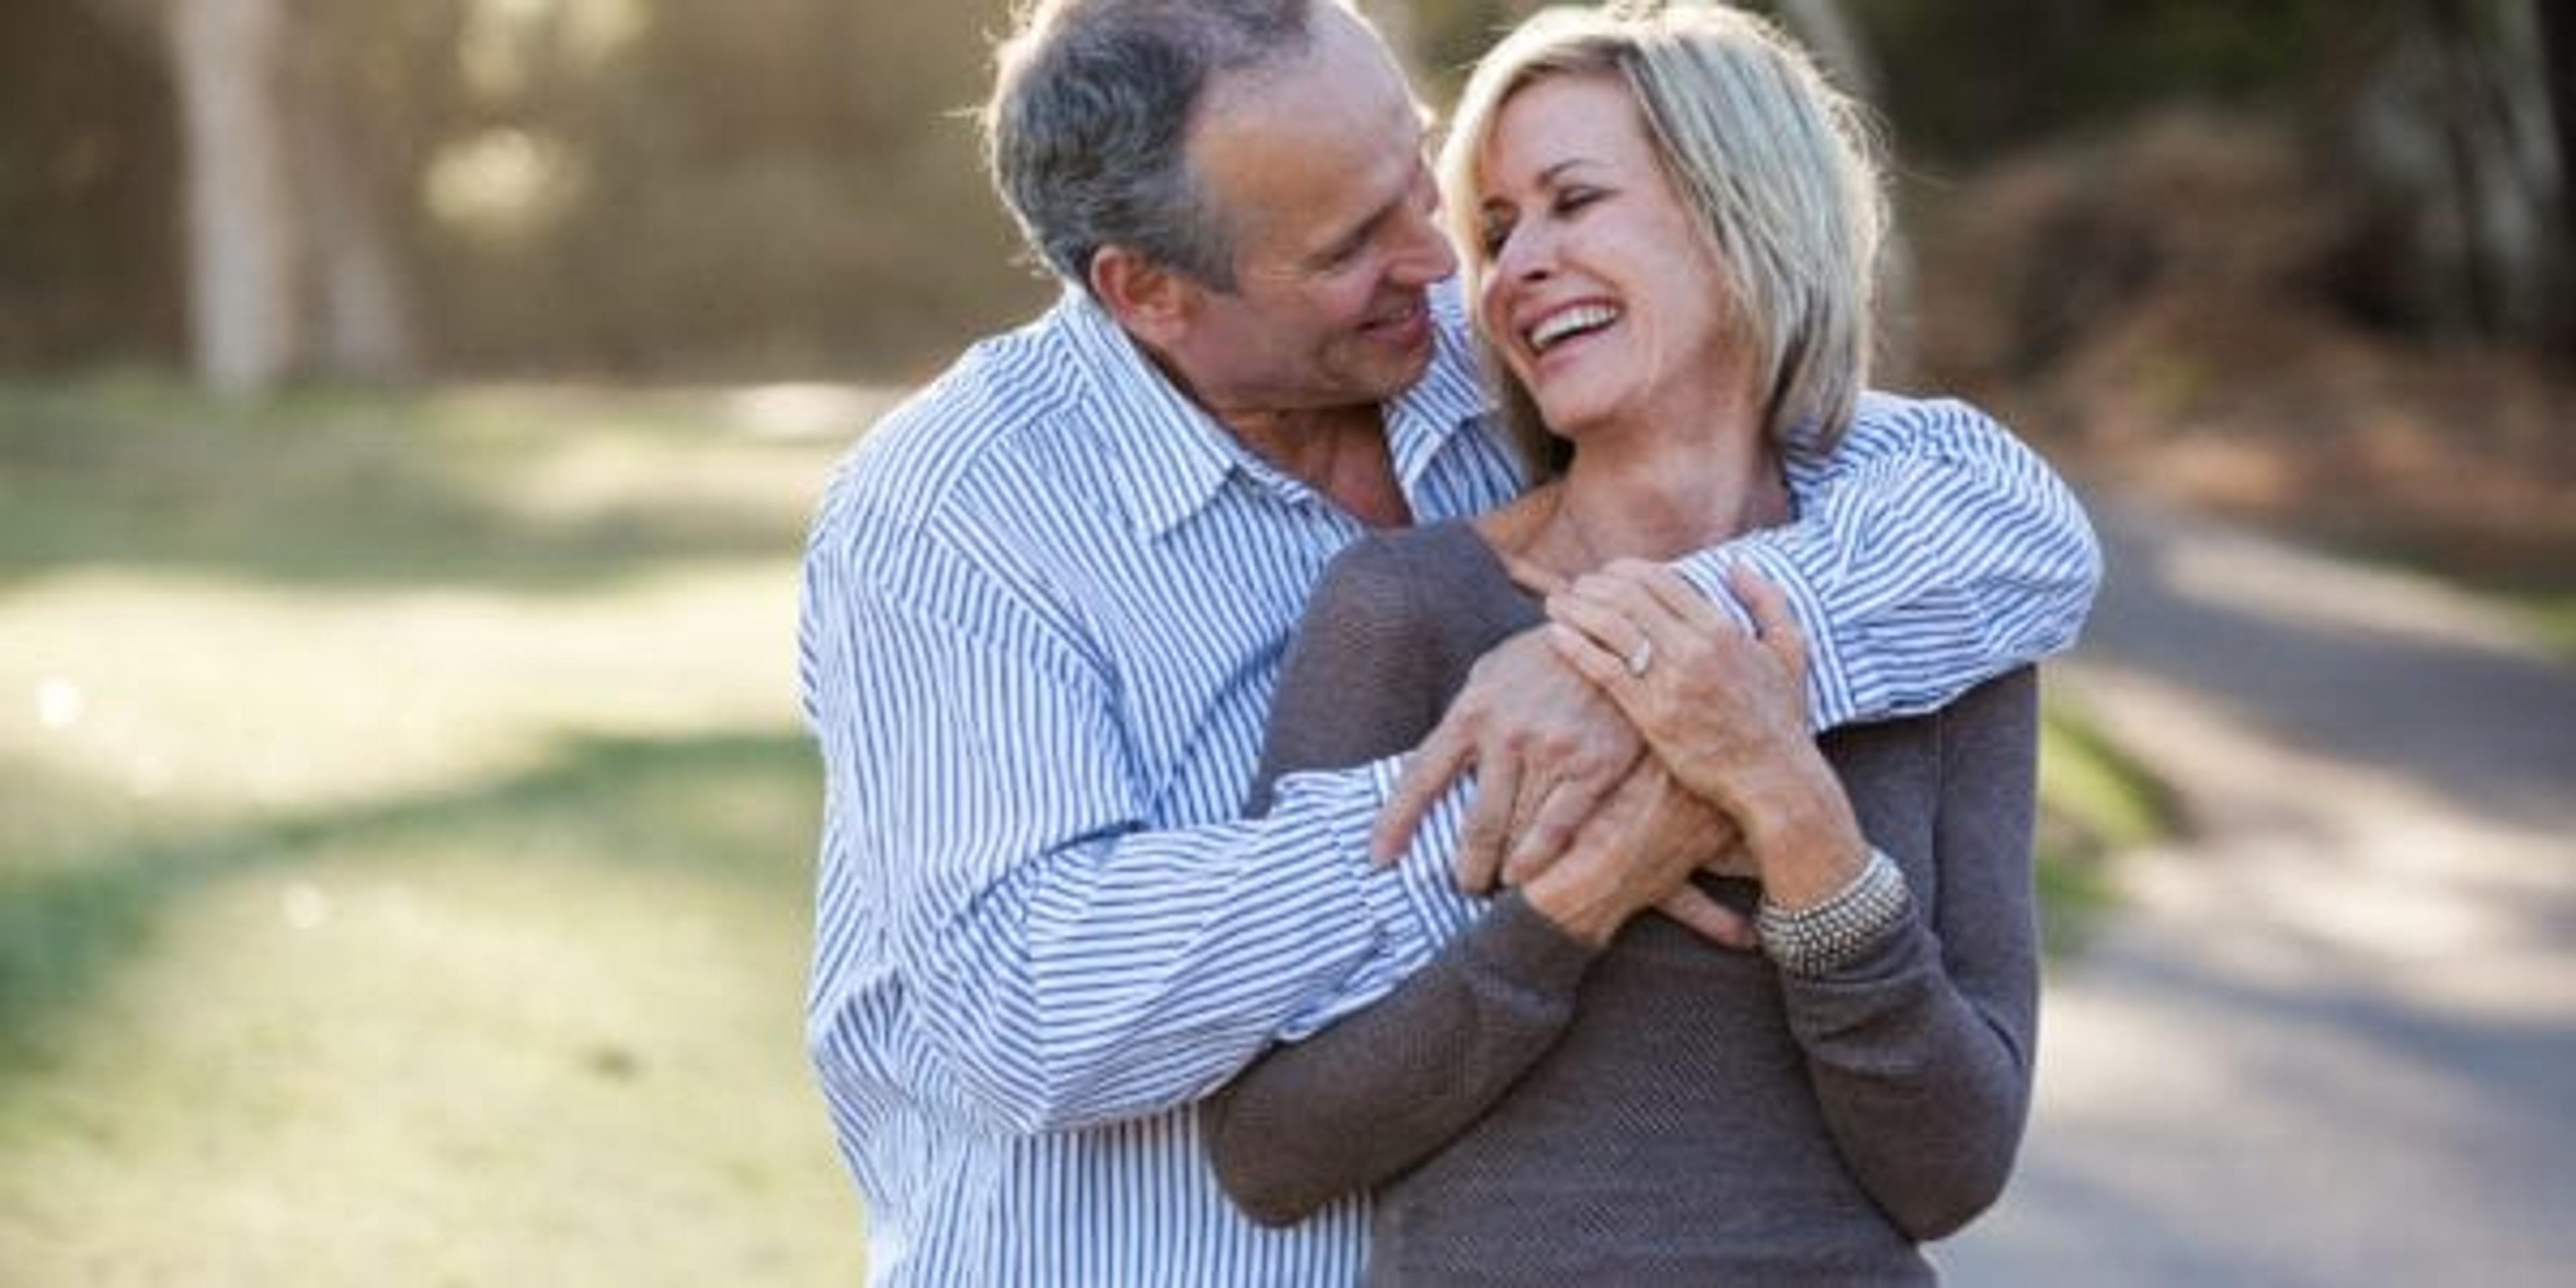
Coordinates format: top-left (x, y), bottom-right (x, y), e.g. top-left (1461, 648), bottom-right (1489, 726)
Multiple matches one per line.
top-left (1542, 561), bottom-right (1810, 806)
top-left (1543, 561), bottom-right (1868, 908)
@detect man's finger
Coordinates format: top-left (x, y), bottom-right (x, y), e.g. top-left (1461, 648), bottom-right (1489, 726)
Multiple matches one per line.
top-left (1728, 564), bottom-right (1806, 677)
top-left (1499, 771), bottom-right (1618, 888)
top-left (1373, 723), bottom-right (1474, 864)
top-left (1454, 752), bottom-right (1519, 894)
top-left (1656, 887), bottom-right (1758, 949)
top-left (1630, 561), bottom-right (1737, 638)
top-left (1499, 551), bottom-right (1570, 598)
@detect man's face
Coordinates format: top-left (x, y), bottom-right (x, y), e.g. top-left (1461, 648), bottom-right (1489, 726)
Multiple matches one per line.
top-left (1163, 7), bottom-right (1458, 418)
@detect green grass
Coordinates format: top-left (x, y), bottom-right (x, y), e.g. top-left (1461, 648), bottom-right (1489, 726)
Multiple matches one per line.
top-left (2510, 592), bottom-right (2576, 665)
top-left (0, 375), bottom-right (875, 1285)
top-left (2034, 695), bottom-right (2178, 956)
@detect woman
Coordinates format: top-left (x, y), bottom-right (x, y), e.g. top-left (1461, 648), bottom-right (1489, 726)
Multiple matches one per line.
top-left (1203, 3), bottom-right (2039, 1281)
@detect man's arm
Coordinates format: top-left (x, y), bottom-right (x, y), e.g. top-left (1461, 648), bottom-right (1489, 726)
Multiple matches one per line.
top-left (1377, 393), bottom-right (2099, 879)
top-left (1668, 394), bottom-right (2100, 727)
top-left (801, 524), bottom-right (1458, 1137)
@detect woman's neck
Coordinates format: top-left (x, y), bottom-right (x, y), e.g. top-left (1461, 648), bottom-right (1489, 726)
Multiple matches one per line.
top-left (1491, 410), bottom-right (1790, 580)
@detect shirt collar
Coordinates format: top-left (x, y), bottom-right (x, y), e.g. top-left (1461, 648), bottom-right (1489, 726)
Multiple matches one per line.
top-left (1055, 281), bottom-right (1495, 542)
top-left (1383, 280), bottom-right (1493, 490)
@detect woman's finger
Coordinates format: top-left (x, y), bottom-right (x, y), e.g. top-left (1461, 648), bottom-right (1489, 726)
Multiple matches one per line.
top-left (1559, 569), bottom-right (1688, 665)
top-left (1544, 590), bottom-right (1654, 680)
top-left (1619, 560), bottom-right (1738, 639)
top-left (1545, 621), bottom-right (1629, 692)
top-left (1454, 751), bottom-right (1521, 894)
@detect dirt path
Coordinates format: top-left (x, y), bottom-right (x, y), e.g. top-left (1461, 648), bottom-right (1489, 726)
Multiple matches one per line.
top-left (1940, 495), bottom-right (2576, 1285)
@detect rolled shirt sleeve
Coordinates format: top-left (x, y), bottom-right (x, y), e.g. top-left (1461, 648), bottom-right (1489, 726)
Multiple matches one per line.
top-left (1671, 394), bottom-right (2102, 729)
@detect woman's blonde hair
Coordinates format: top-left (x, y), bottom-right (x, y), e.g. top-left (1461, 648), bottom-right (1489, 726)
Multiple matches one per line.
top-left (1439, 0), bottom-right (1888, 477)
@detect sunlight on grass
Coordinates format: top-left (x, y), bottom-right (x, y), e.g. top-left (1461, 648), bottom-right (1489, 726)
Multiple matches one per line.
top-left (0, 736), bottom-right (865, 1284)
top-left (2, 564), bottom-right (803, 831)
top-left (0, 377), bottom-right (869, 1283)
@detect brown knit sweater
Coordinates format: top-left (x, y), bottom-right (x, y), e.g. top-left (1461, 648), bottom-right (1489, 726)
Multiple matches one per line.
top-left (1206, 521), bottom-right (2040, 1285)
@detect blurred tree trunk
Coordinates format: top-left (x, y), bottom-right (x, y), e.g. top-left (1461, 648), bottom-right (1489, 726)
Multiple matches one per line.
top-left (2414, 0), bottom-right (2564, 345)
top-left (1776, 0), bottom-right (1919, 382)
top-left (166, 0), bottom-right (297, 393)
top-left (2535, 0), bottom-right (2575, 352)
top-left (156, 0), bottom-right (422, 391)
top-left (290, 44), bottom-right (419, 380)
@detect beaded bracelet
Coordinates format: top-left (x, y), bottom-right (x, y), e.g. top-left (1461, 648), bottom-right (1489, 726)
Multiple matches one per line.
top-left (1756, 847), bottom-right (1911, 977)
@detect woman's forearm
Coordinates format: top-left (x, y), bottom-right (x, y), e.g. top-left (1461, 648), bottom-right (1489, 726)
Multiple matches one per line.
top-left (1780, 668), bottom-right (2042, 1240)
top-left (1203, 894), bottom-right (1597, 1226)
top-left (1778, 920), bottom-right (2035, 1239)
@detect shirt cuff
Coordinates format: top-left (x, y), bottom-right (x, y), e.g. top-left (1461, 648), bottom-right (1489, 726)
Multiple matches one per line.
top-left (1365, 756), bottom-right (1491, 953)
top-left (1668, 535), bottom-right (1863, 732)
top-left (1265, 757), bottom-right (1488, 1039)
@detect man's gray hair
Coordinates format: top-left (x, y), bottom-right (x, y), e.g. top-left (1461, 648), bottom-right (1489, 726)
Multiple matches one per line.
top-left (983, 0), bottom-right (1322, 291)
top-left (1442, 0), bottom-right (1890, 470)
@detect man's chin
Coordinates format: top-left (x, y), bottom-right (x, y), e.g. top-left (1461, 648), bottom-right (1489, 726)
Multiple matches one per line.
top-left (1349, 327), bottom-right (1436, 397)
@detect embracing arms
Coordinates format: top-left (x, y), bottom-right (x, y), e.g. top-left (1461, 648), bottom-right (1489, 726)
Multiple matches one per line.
top-left (1375, 393), bottom-right (2097, 881)
top-left (800, 523), bottom-right (1472, 1136)
top-left (1551, 564), bottom-right (2041, 1238)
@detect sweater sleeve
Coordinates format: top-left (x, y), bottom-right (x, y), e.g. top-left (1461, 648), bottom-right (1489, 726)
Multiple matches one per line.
top-left (1776, 666), bottom-right (2042, 1240)
top-left (1205, 894), bottom-right (1597, 1225)
top-left (1211, 535), bottom-right (1597, 1224)
top-left (1243, 537), bottom-right (1452, 818)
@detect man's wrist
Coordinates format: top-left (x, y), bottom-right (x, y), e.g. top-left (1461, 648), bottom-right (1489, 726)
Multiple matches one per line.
top-left (1520, 861), bottom-right (1627, 949)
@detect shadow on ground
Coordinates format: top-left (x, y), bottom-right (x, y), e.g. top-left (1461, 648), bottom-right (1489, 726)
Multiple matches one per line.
top-left (2080, 496), bottom-right (2576, 828)
top-left (0, 729), bottom-right (817, 1083)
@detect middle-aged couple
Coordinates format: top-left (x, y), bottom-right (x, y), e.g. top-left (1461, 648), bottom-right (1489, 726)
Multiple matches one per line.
top-left (799, 0), bottom-right (2104, 1283)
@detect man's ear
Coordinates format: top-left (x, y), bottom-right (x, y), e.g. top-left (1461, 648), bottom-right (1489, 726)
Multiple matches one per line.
top-left (1090, 246), bottom-right (1197, 349)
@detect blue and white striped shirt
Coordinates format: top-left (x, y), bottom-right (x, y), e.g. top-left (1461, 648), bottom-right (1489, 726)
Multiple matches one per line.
top-left (798, 284), bottom-right (2098, 1285)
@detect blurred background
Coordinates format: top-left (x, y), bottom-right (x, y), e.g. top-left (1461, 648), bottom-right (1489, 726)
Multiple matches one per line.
top-left (1, 1), bottom-right (2569, 1283)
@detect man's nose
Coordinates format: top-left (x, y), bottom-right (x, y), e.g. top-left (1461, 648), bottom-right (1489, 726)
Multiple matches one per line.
top-left (1389, 203), bottom-right (1458, 284)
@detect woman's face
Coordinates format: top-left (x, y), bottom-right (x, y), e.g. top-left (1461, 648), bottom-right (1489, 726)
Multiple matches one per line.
top-left (1470, 72), bottom-right (1744, 444)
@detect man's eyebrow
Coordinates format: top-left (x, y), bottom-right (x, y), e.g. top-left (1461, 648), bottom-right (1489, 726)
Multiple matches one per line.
top-left (1306, 207), bottom-right (1384, 268)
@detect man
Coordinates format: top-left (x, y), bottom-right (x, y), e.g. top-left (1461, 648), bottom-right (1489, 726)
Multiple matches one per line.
top-left (798, 1), bottom-right (2099, 1282)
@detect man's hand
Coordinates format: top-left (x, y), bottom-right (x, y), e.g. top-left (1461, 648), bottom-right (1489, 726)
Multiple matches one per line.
top-left (1371, 627), bottom-right (1642, 894)
top-left (1519, 761), bottom-right (1758, 949)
